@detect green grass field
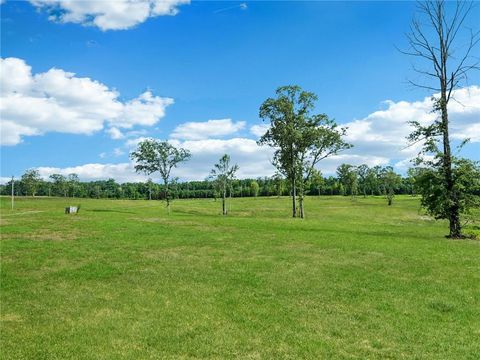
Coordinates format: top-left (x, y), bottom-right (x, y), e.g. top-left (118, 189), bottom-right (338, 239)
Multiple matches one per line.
top-left (1, 196), bottom-right (479, 359)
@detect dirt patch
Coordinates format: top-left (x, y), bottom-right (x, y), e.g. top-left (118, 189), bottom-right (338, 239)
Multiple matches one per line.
top-left (5, 229), bottom-right (81, 241)
top-left (1, 210), bottom-right (45, 217)
top-left (1, 313), bottom-right (23, 322)
top-left (130, 217), bottom-right (223, 230)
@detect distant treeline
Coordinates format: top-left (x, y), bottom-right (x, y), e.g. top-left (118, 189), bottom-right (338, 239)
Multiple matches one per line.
top-left (0, 165), bottom-right (430, 200)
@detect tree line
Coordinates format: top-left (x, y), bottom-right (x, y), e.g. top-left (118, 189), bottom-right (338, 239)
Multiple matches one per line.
top-left (1, 164), bottom-right (437, 201)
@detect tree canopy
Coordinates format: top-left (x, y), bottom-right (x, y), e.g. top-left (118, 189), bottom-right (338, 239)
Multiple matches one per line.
top-left (259, 85), bottom-right (351, 218)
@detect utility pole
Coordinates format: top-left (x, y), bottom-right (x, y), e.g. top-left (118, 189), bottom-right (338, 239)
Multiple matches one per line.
top-left (11, 176), bottom-right (14, 210)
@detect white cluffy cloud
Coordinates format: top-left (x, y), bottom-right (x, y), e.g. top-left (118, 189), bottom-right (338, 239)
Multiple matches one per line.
top-left (106, 127), bottom-right (125, 140)
top-left (250, 123), bottom-right (269, 138)
top-left (169, 137), bottom-right (270, 180)
top-left (0, 57), bottom-right (173, 146)
top-left (29, 0), bottom-right (190, 31)
top-left (36, 163), bottom-right (147, 183)
top-left (343, 85), bottom-right (480, 168)
top-left (171, 119), bottom-right (246, 140)
top-left (37, 137), bottom-right (275, 182)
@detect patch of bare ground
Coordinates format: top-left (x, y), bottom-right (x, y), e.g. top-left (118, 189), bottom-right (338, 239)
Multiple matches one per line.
top-left (4, 228), bottom-right (82, 241)
top-left (0, 210), bottom-right (45, 217)
top-left (0, 313), bottom-right (23, 323)
top-left (130, 217), bottom-right (233, 232)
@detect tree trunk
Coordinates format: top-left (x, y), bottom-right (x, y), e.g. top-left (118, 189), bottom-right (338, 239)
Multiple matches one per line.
top-left (440, 97), bottom-right (461, 238)
top-left (299, 194), bottom-right (304, 219)
top-left (165, 181), bottom-right (170, 214)
top-left (298, 178), bottom-right (305, 219)
top-left (291, 175), bottom-right (297, 218)
top-left (222, 184), bottom-right (227, 215)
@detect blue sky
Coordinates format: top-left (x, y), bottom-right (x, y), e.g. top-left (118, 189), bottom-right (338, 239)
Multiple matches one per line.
top-left (1, 1), bottom-right (479, 182)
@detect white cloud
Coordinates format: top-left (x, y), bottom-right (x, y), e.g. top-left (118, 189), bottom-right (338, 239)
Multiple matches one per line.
top-left (169, 137), bottom-right (275, 180)
top-left (106, 127), bottom-right (124, 140)
top-left (0, 57), bottom-right (173, 146)
top-left (29, 0), bottom-right (190, 31)
top-left (125, 136), bottom-right (149, 149)
top-left (342, 85), bottom-right (480, 170)
top-left (0, 177), bottom-right (12, 185)
top-left (250, 123), bottom-right (270, 138)
top-left (31, 138), bottom-right (391, 183)
top-left (113, 147), bottom-right (125, 157)
top-left (36, 163), bottom-right (148, 183)
top-left (171, 119), bottom-right (246, 140)
top-left (115, 91), bottom-right (173, 128)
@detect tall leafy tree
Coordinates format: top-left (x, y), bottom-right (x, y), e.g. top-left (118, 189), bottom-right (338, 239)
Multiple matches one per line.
top-left (414, 160), bottom-right (480, 229)
top-left (21, 169), bottom-right (41, 197)
top-left (380, 167), bottom-right (402, 206)
top-left (49, 174), bottom-right (68, 197)
top-left (131, 139), bottom-right (191, 213)
top-left (296, 115), bottom-right (352, 216)
top-left (250, 180), bottom-right (260, 197)
top-left (336, 164), bottom-right (357, 197)
top-left (68, 173), bottom-right (80, 197)
top-left (146, 178), bottom-right (154, 200)
top-left (402, 0), bottom-right (479, 238)
top-left (271, 173), bottom-right (286, 197)
top-left (259, 85), bottom-right (351, 218)
top-left (209, 154), bottom-right (239, 215)
top-left (308, 169), bottom-right (324, 196)
top-left (356, 164), bottom-right (369, 197)
top-left (406, 168), bottom-right (421, 196)
top-left (365, 168), bottom-right (379, 196)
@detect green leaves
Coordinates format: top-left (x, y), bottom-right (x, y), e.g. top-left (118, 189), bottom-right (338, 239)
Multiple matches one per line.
top-left (130, 139), bottom-right (191, 180)
top-left (414, 158), bottom-right (480, 221)
top-left (130, 139), bottom-right (191, 208)
top-left (258, 85), bottom-right (352, 217)
top-left (209, 154), bottom-right (239, 215)
top-left (209, 154), bottom-right (239, 193)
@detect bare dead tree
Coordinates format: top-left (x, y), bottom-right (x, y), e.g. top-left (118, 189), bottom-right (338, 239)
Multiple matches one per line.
top-left (401, 0), bottom-right (479, 238)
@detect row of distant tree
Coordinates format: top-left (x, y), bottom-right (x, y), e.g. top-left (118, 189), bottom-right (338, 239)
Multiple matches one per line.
top-left (1, 164), bottom-right (432, 201)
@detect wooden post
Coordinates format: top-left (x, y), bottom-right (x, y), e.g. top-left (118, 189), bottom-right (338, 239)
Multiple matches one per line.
top-left (11, 176), bottom-right (14, 210)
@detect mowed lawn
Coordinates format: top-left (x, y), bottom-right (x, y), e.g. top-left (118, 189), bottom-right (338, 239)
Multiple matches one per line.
top-left (0, 196), bottom-right (479, 359)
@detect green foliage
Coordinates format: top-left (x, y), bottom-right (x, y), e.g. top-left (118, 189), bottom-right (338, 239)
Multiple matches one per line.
top-left (380, 167), bottom-right (402, 205)
top-left (21, 169), bottom-right (41, 196)
top-left (3, 168), bottom-right (422, 200)
top-left (259, 85), bottom-right (351, 217)
top-left (414, 158), bottom-right (480, 223)
top-left (209, 154), bottom-right (239, 215)
top-left (49, 174), bottom-right (68, 197)
top-left (130, 139), bottom-right (191, 180)
top-left (130, 139), bottom-right (191, 210)
top-left (356, 164), bottom-right (369, 197)
top-left (67, 173), bottom-right (80, 197)
top-left (336, 164), bottom-right (357, 197)
top-left (271, 173), bottom-right (286, 197)
top-left (307, 169), bottom-right (324, 195)
top-left (249, 180), bottom-right (260, 197)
